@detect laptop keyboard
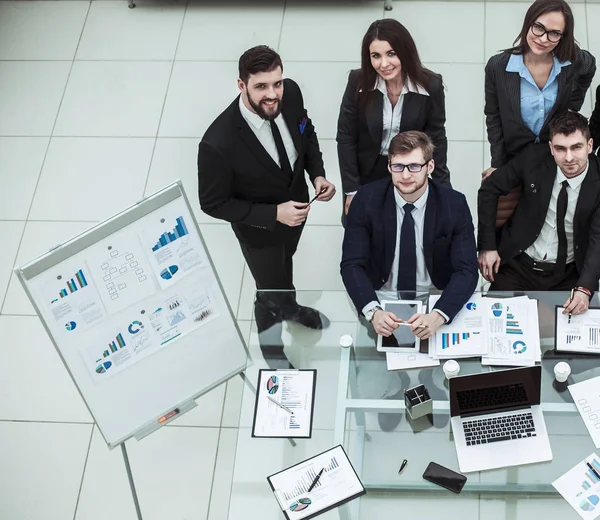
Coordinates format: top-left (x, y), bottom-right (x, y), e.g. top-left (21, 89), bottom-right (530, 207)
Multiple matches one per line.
top-left (463, 412), bottom-right (536, 446)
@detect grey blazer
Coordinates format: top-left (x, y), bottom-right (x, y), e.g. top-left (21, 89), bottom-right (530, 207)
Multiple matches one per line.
top-left (484, 48), bottom-right (596, 168)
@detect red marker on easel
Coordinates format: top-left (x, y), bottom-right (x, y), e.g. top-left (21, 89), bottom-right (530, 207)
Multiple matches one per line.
top-left (158, 408), bottom-right (180, 424)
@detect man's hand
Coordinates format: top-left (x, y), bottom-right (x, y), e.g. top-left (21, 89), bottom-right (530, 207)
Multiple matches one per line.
top-left (481, 167), bottom-right (497, 182)
top-left (313, 176), bottom-right (335, 201)
top-left (276, 201), bottom-right (310, 227)
top-left (563, 290), bottom-right (590, 315)
top-left (344, 193), bottom-right (355, 215)
top-left (371, 310), bottom-right (400, 337)
top-left (478, 250), bottom-right (501, 282)
top-left (406, 312), bottom-right (445, 340)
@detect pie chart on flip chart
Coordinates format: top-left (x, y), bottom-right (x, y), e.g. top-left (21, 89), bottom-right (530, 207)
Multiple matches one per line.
top-left (580, 495), bottom-right (600, 511)
top-left (290, 498), bottom-right (311, 512)
top-left (160, 265), bottom-right (179, 280)
top-left (492, 302), bottom-right (503, 317)
top-left (267, 375), bottom-right (279, 394)
top-left (65, 321), bottom-right (77, 331)
top-left (95, 361), bottom-right (112, 374)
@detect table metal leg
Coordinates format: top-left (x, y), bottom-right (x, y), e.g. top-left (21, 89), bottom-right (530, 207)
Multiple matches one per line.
top-left (128, 0), bottom-right (136, 7)
top-left (384, 0), bottom-right (393, 10)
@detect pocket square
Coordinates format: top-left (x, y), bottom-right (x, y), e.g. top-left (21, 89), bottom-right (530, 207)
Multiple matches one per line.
top-left (298, 117), bottom-right (307, 135)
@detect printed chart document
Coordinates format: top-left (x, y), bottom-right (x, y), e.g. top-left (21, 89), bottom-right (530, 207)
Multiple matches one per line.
top-left (568, 377), bottom-right (600, 449)
top-left (252, 369), bottom-right (316, 438)
top-left (556, 307), bottom-right (600, 354)
top-left (267, 445), bottom-right (365, 520)
top-left (553, 453), bottom-right (600, 519)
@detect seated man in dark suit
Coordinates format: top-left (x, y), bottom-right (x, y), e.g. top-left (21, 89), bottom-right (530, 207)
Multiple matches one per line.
top-left (478, 111), bottom-right (600, 316)
top-left (341, 130), bottom-right (478, 341)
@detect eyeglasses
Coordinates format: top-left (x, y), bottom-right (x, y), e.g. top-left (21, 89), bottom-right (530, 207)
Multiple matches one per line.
top-left (389, 162), bottom-right (428, 173)
top-left (531, 22), bottom-right (563, 43)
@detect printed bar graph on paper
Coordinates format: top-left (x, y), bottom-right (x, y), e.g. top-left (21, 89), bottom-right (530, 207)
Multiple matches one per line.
top-left (506, 312), bottom-right (524, 334)
top-left (583, 480), bottom-right (592, 490)
top-left (567, 334), bottom-right (582, 344)
top-left (151, 216), bottom-right (190, 252)
top-left (589, 328), bottom-right (600, 347)
top-left (592, 458), bottom-right (600, 474)
top-left (587, 470), bottom-right (599, 483)
top-left (441, 332), bottom-right (478, 349)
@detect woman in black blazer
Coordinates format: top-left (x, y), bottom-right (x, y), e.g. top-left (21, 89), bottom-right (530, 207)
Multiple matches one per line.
top-left (337, 19), bottom-right (450, 215)
top-left (483, 0), bottom-right (595, 223)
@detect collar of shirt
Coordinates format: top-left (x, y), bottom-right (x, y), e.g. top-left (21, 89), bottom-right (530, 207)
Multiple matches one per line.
top-left (506, 53), bottom-right (571, 90)
top-left (374, 74), bottom-right (430, 97)
top-left (238, 95), bottom-right (268, 130)
top-left (393, 184), bottom-right (429, 212)
top-left (556, 161), bottom-right (589, 190)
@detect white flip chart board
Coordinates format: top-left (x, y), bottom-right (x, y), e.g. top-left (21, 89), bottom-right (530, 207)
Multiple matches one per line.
top-left (15, 182), bottom-right (248, 448)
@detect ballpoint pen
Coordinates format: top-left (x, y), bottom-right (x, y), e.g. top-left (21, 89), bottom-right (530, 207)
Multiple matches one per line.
top-left (304, 187), bottom-right (327, 208)
top-left (308, 468), bottom-right (325, 492)
top-left (569, 288), bottom-right (574, 323)
top-left (398, 459), bottom-right (408, 474)
top-left (267, 395), bottom-right (294, 414)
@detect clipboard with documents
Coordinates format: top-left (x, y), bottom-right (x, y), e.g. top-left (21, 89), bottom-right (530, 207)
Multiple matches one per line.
top-left (267, 445), bottom-right (366, 520)
top-left (252, 369), bottom-right (317, 438)
top-left (554, 306), bottom-right (600, 354)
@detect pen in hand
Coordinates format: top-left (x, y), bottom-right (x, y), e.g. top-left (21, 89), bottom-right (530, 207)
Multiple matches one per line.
top-left (304, 187), bottom-right (327, 208)
top-left (308, 468), bottom-right (325, 492)
top-left (568, 288), bottom-right (574, 323)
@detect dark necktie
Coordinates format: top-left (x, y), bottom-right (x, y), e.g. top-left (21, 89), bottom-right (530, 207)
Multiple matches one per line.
top-left (269, 120), bottom-right (293, 177)
top-left (397, 203), bottom-right (417, 294)
top-left (555, 180), bottom-right (569, 277)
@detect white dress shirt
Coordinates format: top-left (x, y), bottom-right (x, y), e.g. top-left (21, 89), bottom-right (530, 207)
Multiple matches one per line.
top-left (238, 96), bottom-right (298, 169)
top-left (362, 186), bottom-right (449, 322)
top-left (525, 163), bottom-right (588, 263)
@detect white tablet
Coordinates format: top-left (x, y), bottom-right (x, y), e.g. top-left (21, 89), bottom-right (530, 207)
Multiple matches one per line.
top-left (376, 300), bottom-right (423, 352)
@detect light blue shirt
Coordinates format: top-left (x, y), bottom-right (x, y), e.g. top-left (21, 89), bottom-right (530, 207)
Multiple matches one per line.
top-left (506, 54), bottom-right (571, 137)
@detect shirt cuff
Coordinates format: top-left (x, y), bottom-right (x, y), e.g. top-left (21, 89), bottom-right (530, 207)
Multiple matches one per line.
top-left (433, 308), bottom-right (449, 323)
top-left (345, 191), bottom-right (358, 196)
top-left (362, 300), bottom-right (381, 317)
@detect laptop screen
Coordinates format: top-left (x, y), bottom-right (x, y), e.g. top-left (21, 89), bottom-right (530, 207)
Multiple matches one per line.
top-left (449, 366), bottom-right (542, 418)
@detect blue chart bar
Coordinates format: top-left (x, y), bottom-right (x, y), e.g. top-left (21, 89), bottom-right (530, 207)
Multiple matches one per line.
top-left (593, 458), bottom-right (600, 474)
top-left (152, 216), bottom-right (190, 252)
top-left (587, 470), bottom-right (599, 483)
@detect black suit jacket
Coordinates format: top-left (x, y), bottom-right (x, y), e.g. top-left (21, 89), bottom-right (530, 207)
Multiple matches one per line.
top-left (478, 145), bottom-right (600, 291)
top-left (336, 69), bottom-right (450, 193)
top-left (485, 48), bottom-right (596, 167)
top-left (197, 79), bottom-right (326, 246)
top-left (590, 84), bottom-right (600, 153)
top-left (340, 178), bottom-right (478, 321)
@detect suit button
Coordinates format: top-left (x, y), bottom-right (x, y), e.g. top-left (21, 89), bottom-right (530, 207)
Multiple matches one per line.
top-left (576, 246), bottom-right (579, 250)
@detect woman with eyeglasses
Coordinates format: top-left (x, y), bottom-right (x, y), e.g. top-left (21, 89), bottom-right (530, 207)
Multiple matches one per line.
top-left (483, 0), bottom-right (595, 225)
top-left (337, 19), bottom-right (450, 217)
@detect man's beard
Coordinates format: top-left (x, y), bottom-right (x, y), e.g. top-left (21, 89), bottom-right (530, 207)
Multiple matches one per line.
top-left (248, 95), bottom-right (282, 121)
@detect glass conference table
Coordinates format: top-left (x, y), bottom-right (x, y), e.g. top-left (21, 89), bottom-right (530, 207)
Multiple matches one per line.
top-left (227, 290), bottom-right (600, 520)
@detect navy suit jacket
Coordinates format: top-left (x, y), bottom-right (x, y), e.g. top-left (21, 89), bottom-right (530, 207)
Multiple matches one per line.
top-left (340, 178), bottom-right (478, 322)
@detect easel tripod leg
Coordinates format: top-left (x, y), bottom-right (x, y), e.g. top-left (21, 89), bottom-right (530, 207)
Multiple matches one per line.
top-left (121, 443), bottom-right (144, 520)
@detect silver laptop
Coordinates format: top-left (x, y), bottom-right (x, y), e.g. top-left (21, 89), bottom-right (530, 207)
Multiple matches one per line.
top-left (450, 366), bottom-right (553, 473)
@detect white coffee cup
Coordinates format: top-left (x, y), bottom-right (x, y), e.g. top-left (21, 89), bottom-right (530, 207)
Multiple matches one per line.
top-left (443, 359), bottom-right (460, 379)
top-left (339, 334), bottom-right (353, 348)
top-left (554, 361), bottom-right (571, 383)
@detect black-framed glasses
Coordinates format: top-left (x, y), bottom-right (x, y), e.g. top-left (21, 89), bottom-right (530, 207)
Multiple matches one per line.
top-left (389, 161), bottom-right (428, 173)
top-left (531, 22), bottom-right (563, 43)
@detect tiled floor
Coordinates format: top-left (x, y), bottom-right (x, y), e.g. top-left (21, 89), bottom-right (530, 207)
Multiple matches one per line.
top-left (1, 1), bottom-right (599, 519)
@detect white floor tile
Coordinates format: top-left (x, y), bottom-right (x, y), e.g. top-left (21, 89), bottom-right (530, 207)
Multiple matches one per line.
top-left (0, 221), bottom-right (25, 306)
top-left (76, 425), bottom-right (220, 520)
top-left (54, 61), bottom-right (172, 137)
top-left (177, 0), bottom-right (284, 61)
top-left (447, 141), bottom-right (483, 225)
top-left (0, 422), bottom-right (92, 520)
top-left (360, 493), bottom-right (480, 518)
top-left (0, 137), bottom-right (48, 219)
top-left (294, 225), bottom-right (345, 290)
top-left (283, 62), bottom-right (359, 140)
top-left (306, 139), bottom-right (343, 226)
top-left (221, 320), bottom-right (251, 427)
top-left (0, 316), bottom-right (92, 422)
top-left (0, 61), bottom-right (71, 136)
top-left (145, 137), bottom-right (221, 223)
top-left (29, 137), bottom-right (154, 221)
top-left (479, 497), bottom-right (577, 520)
top-left (429, 63), bottom-right (485, 142)
top-left (485, 3), bottom-right (589, 61)
top-left (3, 221), bottom-right (95, 316)
top-left (77, 0), bottom-right (185, 60)
top-left (0, 0), bottom-right (88, 60)
top-left (159, 61), bottom-right (239, 137)
top-left (279, 0), bottom-right (384, 62)
top-left (386, 1), bottom-right (484, 64)
top-left (200, 223), bottom-right (245, 312)
top-left (207, 427), bottom-right (238, 520)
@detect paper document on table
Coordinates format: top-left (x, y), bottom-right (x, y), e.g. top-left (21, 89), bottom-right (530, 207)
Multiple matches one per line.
top-left (267, 445), bottom-right (365, 520)
top-left (386, 350), bottom-right (440, 370)
top-left (555, 307), bottom-right (600, 354)
top-left (569, 377), bottom-right (600, 449)
top-left (553, 452), bottom-right (600, 519)
top-left (429, 294), bottom-right (486, 359)
top-left (252, 369), bottom-right (316, 439)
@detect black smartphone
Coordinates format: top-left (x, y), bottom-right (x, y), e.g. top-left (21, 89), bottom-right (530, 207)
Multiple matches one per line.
top-left (422, 462), bottom-right (467, 494)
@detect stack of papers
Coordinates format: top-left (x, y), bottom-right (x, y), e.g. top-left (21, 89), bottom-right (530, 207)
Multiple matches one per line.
top-left (428, 294), bottom-right (541, 367)
top-left (553, 453), bottom-right (600, 519)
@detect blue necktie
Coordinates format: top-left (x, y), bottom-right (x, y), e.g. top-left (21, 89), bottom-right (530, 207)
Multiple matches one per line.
top-left (397, 203), bottom-right (417, 293)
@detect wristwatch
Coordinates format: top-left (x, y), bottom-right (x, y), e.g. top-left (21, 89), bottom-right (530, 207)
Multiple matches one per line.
top-left (364, 306), bottom-right (383, 322)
